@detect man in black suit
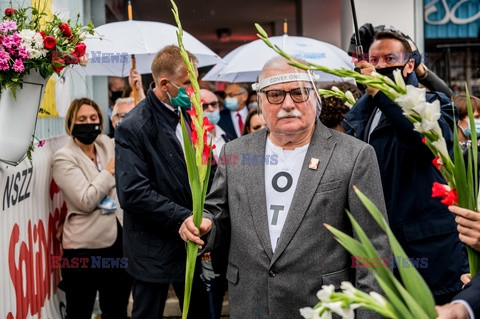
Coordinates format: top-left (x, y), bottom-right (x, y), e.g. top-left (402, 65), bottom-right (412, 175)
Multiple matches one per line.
top-left (218, 83), bottom-right (249, 139)
top-left (115, 45), bottom-right (210, 319)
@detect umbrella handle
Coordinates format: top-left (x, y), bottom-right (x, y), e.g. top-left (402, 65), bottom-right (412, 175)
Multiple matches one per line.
top-left (127, 1), bottom-right (133, 20)
top-left (131, 55), bottom-right (138, 105)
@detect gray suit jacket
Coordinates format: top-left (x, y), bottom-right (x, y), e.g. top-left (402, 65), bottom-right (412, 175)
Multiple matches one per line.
top-left (204, 122), bottom-right (390, 319)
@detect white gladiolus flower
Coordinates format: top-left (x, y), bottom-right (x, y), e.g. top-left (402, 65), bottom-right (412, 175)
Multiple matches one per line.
top-left (432, 137), bottom-right (450, 160)
top-left (345, 91), bottom-right (355, 102)
top-left (411, 100), bottom-right (442, 135)
top-left (340, 281), bottom-right (357, 298)
top-left (325, 301), bottom-right (361, 319)
top-left (300, 307), bottom-right (316, 319)
top-left (369, 291), bottom-right (387, 307)
top-left (393, 69), bottom-right (406, 91)
top-left (300, 306), bottom-right (332, 319)
top-left (395, 85), bottom-right (427, 114)
top-left (317, 285), bottom-right (335, 301)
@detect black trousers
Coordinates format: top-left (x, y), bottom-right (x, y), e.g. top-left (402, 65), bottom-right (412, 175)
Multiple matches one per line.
top-left (131, 264), bottom-right (211, 319)
top-left (61, 223), bottom-right (132, 319)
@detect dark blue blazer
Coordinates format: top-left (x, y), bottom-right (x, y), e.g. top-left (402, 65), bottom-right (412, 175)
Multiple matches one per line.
top-left (343, 72), bottom-right (468, 297)
top-left (453, 271), bottom-right (480, 317)
top-left (218, 108), bottom-right (239, 139)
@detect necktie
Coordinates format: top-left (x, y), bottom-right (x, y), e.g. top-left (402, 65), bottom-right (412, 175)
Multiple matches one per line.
top-left (237, 113), bottom-right (244, 135)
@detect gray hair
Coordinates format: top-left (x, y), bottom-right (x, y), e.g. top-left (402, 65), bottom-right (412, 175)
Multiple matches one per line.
top-left (258, 56), bottom-right (309, 82)
top-left (112, 97), bottom-right (134, 118)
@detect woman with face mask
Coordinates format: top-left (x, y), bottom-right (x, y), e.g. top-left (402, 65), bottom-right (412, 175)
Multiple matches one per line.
top-left (52, 98), bottom-right (131, 319)
top-left (454, 94), bottom-right (480, 143)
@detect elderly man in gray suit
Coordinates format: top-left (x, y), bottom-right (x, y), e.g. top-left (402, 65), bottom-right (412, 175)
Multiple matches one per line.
top-left (180, 56), bottom-right (391, 319)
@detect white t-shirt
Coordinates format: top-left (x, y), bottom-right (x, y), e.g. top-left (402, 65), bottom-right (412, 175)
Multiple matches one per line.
top-left (265, 137), bottom-right (309, 252)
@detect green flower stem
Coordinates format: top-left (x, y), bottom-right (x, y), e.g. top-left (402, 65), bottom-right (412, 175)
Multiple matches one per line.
top-left (171, 2), bottom-right (214, 318)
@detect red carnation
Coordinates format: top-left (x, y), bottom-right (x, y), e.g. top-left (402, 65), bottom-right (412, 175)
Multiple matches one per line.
top-left (58, 23), bottom-right (72, 38)
top-left (5, 8), bottom-right (17, 16)
top-left (39, 32), bottom-right (47, 39)
top-left (43, 36), bottom-right (57, 50)
top-left (74, 42), bottom-right (86, 57)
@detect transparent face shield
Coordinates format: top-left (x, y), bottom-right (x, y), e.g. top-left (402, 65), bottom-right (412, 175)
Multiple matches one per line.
top-left (251, 70), bottom-right (322, 136)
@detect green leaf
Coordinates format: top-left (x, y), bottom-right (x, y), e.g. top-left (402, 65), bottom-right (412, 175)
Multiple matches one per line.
top-left (354, 188), bottom-right (437, 318)
top-left (345, 211), bottom-right (398, 292)
top-left (373, 274), bottom-right (412, 319)
top-left (324, 223), bottom-right (367, 258)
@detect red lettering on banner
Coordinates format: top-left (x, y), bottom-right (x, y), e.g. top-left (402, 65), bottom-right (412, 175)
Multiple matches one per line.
top-left (7, 180), bottom-right (66, 319)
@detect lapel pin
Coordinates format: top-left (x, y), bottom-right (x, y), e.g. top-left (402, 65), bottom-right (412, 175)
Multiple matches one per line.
top-left (308, 158), bottom-right (319, 170)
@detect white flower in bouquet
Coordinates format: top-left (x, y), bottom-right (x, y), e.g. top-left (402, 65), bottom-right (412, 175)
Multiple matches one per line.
top-left (395, 85), bottom-right (426, 115)
top-left (369, 291), bottom-right (388, 307)
top-left (431, 137), bottom-right (450, 160)
top-left (411, 100), bottom-right (442, 135)
top-left (300, 306), bottom-right (332, 319)
top-left (317, 284), bottom-right (335, 301)
top-left (340, 282), bottom-right (357, 298)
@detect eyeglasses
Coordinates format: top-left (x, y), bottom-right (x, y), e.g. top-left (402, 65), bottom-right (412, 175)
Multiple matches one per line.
top-left (260, 87), bottom-right (314, 104)
top-left (113, 112), bottom-right (127, 119)
top-left (202, 101), bottom-right (219, 110)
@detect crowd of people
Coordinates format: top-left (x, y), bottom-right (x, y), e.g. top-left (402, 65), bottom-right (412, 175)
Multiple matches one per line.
top-left (50, 26), bottom-right (480, 319)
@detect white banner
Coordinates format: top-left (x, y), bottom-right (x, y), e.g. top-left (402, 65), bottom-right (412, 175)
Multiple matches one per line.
top-left (0, 135), bottom-right (69, 319)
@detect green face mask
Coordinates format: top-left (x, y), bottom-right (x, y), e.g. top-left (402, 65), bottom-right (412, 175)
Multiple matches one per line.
top-left (167, 82), bottom-right (191, 108)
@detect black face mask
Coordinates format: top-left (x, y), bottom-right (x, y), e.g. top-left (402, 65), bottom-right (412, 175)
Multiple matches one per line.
top-left (375, 63), bottom-right (408, 82)
top-left (72, 123), bottom-right (101, 145)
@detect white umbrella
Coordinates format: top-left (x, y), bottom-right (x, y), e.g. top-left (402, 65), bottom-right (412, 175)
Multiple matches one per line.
top-left (202, 35), bottom-right (353, 83)
top-left (76, 20), bottom-right (222, 77)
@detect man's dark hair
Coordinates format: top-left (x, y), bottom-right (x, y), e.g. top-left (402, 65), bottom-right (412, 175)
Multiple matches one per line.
top-left (372, 31), bottom-right (412, 54)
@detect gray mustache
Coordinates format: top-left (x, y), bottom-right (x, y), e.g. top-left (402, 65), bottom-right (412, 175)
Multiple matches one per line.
top-left (277, 109), bottom-right (302, 118)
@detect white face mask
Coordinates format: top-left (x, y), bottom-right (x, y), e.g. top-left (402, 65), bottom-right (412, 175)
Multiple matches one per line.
top-left (225, 97), bottom-right (239, 111)
top-left (204, 109), bottom-right (220, 125)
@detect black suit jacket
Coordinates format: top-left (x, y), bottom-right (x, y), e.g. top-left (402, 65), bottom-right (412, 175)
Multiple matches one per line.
top-left (218, 108), bottom-right (238, 139)
top-left (115, 89), bottom-right (194, 283)
top-left (453, 270), bottom-right (480, 317)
